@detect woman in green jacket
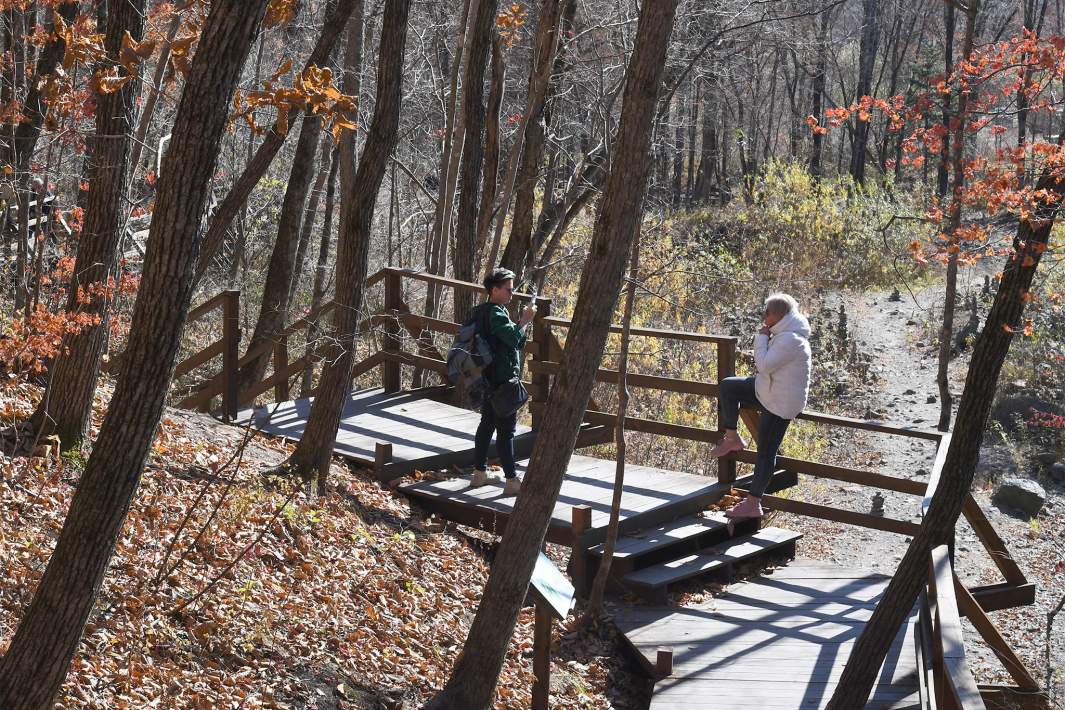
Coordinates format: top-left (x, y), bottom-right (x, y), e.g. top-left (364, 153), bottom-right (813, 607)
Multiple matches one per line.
top-left (470, 268), bottom-right (536, 496)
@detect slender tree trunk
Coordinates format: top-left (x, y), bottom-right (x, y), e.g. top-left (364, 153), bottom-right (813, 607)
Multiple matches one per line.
top-left (498, 0), bottom-right (571, 284)
top-left (0, 2), bottom-right (269, 706)
top-left (808, 7), bottom-right (830, 177)
top-left (128, 2), bottom-right (187, 179)
top-left (302, 146), bottom-right (340, 396)
top-left (425, 0), bottom-right (476, 320)
top-left (28, 0), bottom-right (148, 449)
top-left (850, 0), bottom-right (880, 185)
top-left (582, 230), bottom-right (639, 623)
top-left (474, 37), bottom-right (505, 270)
top-left (937, 1), bottom-right (977, 432)
top-left (293, 133), bottom-right (334, 300)
top-left (452, 0), bottom-right (497, 323)
top-left (692, 76), bottom-right (718, 203)
top-left (282, 0), bottom-right (411, 487)
top-left (428, 3), bottom-right (679, 705)
top-left (191, 0), bottom-right (359, 290)
top-left (826, 159), bottom-right (1059, 710)
top-left (241, 110), bottom-right (322, 388)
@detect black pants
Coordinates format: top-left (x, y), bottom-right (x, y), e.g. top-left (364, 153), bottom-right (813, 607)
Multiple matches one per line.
top-left (718, 376), bottom-right (791, 498)
top-left (474, 396), bottom-right (518, 479)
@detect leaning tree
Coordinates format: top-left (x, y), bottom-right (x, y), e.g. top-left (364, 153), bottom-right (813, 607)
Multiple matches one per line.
top-left (0, 0), bottom-right (270, 706)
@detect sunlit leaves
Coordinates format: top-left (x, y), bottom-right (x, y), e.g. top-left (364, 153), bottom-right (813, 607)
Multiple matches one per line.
top-left (497, 3), bottom-right (527, 48)
top-left (232, 62), bottom-right (357, 141)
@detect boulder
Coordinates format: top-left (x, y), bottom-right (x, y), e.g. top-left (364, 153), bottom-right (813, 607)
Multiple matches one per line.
top-left (992, 477), bottom-right (1046, 517)
top-left (990, 395), bottom-right (1064, 434)
top-left (975, 445), bottom-right (1019, 481)
top-left (1049, 462), bottom-right (1065, 485)
top-left (1035, 451), bottom-right (1060, 465)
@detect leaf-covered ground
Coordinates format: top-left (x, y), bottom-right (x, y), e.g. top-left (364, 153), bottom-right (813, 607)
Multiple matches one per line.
top-left (0, 391), bottom-right (648, 708)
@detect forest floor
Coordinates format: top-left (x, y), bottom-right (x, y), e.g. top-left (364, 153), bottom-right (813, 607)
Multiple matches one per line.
top-left (766, 265), bottom-right (1065, 700)
top-left (0, 391), bottom-right (643, 709)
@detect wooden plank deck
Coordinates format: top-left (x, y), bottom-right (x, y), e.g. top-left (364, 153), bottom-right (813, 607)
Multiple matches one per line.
top-left (241, 387), bottom-right (533, 469)
top-left (399, 454), bottom-right (728, 545)
top-left (615, 559), bottom-right (922, 709)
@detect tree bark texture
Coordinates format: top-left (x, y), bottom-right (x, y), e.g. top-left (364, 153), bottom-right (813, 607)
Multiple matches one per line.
top-left (283, 0), bottom-right (411, 484)
top-left (428, 2), bottom-right (680, 706)
top-left (241, 110), bottom-right (322, 388)
top-left (452, 0), bottom-right (497, 324)
top-left (0, 1), bottom-right (269, 706)
top-left (849, 0), bottom-right (881, 185)
top-left (826, 166), bottom-right (1059, 708)
top-left (29, 0), bottom-right (147, 449)
top-left (192, 0), bottom-right (359, 290)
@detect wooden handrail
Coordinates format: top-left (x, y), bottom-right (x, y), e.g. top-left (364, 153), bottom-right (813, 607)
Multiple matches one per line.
top-left (372, 266), bottom-right (539, 301)
top-left (540, 315), bottom-right (738, 345)
top-left (187, 290), bottom-right (229, 324)
top-left (927, 545), bottom-right (985, 709)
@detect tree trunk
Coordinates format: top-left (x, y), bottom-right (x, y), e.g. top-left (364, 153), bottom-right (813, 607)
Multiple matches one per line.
top-left (292, 133), bottom-right (334, 300)
top-left (191, 0), bottom-right (359, 290)
top-left (427, 2), bottom-right (679, 705)
top-left (128, 2), bottom-right (187, 179)
top-left (452, 0), bottom-right (497, 323)
top-left (302, 146), bottom-right (341, 396)
top-left (282, 0), bottom-right (411, 486)
top-left (28, 0), bottom-right (148, 450)
top-left (241, 110), bottom-right (322, 388)
top-left (0, 1), bottom-right (269, 706)
top-left (474, 37), bottom-right (505, 270)
top-left (582, 230), bottom-right (639, 623)
top-left (484, 0), bottom-right (565, 274)
top-left (826, 159), bottom-right (1058, 710)
top-left (850, 0), bottom-right (880, 185)
top-left (498, 0), bottom-right (572, 285)
top-left (425, 0), bottom-right (475, 322)
top-left (692, 77), bottom-right (718, 204)
top-left (808, 7), bottom-right (830, 177)
top-left (936, 0), bottom-right (977, 433)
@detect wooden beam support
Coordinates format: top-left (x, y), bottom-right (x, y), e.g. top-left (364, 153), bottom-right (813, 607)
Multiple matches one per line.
top-left (655, 647), bottom-right (673, 677)
top-left (955, 576), bottom-right (1040, 691)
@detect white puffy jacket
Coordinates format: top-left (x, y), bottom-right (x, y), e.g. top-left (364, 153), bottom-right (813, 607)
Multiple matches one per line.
top-left (754, 310), bottom-right (812, 420)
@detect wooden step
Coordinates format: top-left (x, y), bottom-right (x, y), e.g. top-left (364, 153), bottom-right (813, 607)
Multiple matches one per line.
top-left (588, 512), bottom-right (757, 562)
top-left (622, 527), bottom-right (802, 596)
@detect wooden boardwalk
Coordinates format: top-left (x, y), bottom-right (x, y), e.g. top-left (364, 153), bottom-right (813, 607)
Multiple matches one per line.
top-left (242, 387), bottom-right (539, 478)
top-left (399, 454), bottom-right (747, 546)
top-left (615, 558), bottom-right (921, 709)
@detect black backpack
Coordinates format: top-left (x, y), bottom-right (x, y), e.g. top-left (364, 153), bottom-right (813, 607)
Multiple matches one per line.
top-left (446, 305), bottom-right (496, 404)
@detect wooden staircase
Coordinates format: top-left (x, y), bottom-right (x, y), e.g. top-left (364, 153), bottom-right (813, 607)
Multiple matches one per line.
top-left (585, 511), bottom-right (803, 602)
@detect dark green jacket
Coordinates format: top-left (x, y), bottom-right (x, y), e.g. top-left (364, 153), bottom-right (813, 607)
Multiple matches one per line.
top-left (476, 302), bottom-right (528, 386)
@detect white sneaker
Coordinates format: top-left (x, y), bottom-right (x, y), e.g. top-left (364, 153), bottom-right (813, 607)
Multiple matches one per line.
top-left (503, 478), bottom-right (521, 496)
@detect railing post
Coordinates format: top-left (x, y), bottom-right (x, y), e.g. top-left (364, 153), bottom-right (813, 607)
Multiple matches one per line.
top-left (717, 338), bottom-right (737, 484)
top-left (273, 334), bottom-right (289, 402)
top-left (381, 270), bottom-right (402, 392)
top-left (531, 297), bottom-right (552, 430)
top-left (222, 289), bottom-right (240, 421)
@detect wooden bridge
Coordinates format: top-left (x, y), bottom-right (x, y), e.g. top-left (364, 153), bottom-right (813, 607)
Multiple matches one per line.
top-left (175, 267), bottom-right (1047, 709)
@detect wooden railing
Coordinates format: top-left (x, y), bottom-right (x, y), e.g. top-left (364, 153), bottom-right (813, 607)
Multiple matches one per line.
top-left (174, 266), bottom-right (1046, 705)
top-left (918, 545), bottom-right (985, 709)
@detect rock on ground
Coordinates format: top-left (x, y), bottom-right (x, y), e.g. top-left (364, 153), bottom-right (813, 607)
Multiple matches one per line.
top-left (992, 477), bottom-right (1047, 518)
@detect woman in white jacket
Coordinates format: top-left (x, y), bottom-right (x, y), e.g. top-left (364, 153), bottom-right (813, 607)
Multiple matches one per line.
top-left (711, 293), bottom-right (812, 519)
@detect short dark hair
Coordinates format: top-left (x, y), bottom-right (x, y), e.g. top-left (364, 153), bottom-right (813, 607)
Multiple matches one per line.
top-left (483, 267), bottom-right (516, 292)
